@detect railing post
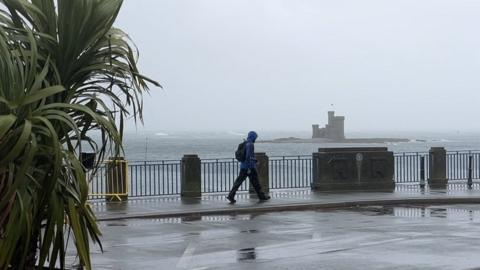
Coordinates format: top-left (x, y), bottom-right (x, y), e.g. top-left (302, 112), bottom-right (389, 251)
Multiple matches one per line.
top-left (468, 155), bottom-right (473, 189)
top-left (420, 156), bottom-right (425, 188)
top-left (181, 154), bottom-right (201, 198)
top-left (428, 147), bottom-right (447, 188)
top-left (311, 152), bottom-right (320, 189)
top-left (250, 152), bottom-right (269, 194)
top-left (144, 160), bottom-right (147, 191)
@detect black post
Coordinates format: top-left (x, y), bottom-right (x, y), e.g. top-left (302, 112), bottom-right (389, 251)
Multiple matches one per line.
top-left (468, 155), bottom-right (473, 189)
top-left (420, 156), bottom-right (425, 188)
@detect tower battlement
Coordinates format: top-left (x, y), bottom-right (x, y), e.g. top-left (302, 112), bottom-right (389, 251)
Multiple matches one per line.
top-left (312, 111), bottom-right (345, 140)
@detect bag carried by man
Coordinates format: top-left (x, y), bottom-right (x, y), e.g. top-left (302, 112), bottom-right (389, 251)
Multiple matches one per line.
top-left (235, 141), bottom-right (247, 162)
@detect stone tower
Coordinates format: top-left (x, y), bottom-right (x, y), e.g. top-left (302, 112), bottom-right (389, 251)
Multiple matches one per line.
top-left (312, 111), bottom-right (345, 140)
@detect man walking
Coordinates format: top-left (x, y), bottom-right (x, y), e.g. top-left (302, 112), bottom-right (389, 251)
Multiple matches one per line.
top-left (227, 131), bottom-right (270, 203)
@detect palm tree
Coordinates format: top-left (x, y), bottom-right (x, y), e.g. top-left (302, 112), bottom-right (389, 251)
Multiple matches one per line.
top-left (0, 0), bottom-right (159, 269)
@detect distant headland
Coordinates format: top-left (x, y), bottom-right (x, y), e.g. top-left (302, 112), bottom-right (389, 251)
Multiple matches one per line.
top-left (258, 111), bottom-right (410, 144)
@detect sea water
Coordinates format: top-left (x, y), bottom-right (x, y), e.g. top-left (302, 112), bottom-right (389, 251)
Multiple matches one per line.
top-left (121, 130), bottom-right (480, 161)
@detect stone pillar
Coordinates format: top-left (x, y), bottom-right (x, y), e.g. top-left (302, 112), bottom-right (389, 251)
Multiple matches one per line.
top-left (181, 154), bottom-right (201, 198)
top-left (249, 152), bottom-right (269, 194)
top-left (428, 147), bottom-right (447, 188)
top-left (311, 152), bottom-right (321, 189)
top-left (106, 157), bottom-right (128, 202)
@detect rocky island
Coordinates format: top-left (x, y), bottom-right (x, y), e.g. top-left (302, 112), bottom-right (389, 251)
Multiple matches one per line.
top-left (258, 111), bottom-right (409, 144)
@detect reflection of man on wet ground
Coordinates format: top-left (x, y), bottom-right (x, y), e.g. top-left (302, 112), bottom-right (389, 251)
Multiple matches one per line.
top-left (227, 131), bottom-right (270, 203)
top-left (237, 248), bottom-right (256, 261)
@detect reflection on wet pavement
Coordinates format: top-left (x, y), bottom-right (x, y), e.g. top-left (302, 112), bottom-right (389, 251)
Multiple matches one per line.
top-left (105, 222), bottom-right (128, 227)
top-left (237, 248), bottom-right (256, 261)
top-left (342, 204), bottom-right (480, 221)
top-left (240, 229), bottom-right (258, 234)
top-left (88, 204), bottom-right (480, 270)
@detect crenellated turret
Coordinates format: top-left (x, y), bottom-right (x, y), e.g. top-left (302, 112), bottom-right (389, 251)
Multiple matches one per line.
top-left (312, 111), bottom-right (345, 140)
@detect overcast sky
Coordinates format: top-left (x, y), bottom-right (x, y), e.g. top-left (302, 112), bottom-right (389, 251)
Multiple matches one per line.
top-left (116, 0), bottom-right (480, 133)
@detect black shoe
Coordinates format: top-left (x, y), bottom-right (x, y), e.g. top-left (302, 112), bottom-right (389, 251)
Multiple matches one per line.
top-left (226, 196), bottom-right (236, 204)
top-left (259, 195), bottom-right (271, 201)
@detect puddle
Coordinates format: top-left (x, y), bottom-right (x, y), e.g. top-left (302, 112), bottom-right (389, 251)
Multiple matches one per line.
top-left (333, 204), bottom-right (480, 220)
top-left (355, 206), bottom-right (395, 216)
top-left (429, 208), bottom-right (447, 218)
top-left (181, 215), bottom-right (202, 222)
top-left (105, 223), bottom-right (128, 227)
top-left (240, 229), bottom-right (259, 234)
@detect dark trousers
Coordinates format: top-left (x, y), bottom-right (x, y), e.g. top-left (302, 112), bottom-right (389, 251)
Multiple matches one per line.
top-left (228, 168), bottom-right (266, 199)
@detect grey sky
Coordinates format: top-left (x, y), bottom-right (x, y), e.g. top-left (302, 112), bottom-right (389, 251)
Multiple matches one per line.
top-left (116, 0), bottom-right (480, 133)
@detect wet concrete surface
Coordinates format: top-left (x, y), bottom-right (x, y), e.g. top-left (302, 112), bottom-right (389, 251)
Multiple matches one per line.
top-left (84, 203), bottom-right (480, 269)
top-left (92, 183), bottom-right (480, 221)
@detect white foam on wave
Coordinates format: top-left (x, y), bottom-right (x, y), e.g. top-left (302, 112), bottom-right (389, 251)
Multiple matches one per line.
top-left (227, 131), bottom-right (245, 136)
top-left (155, 132), bottom-right (169, 136)
top-left (431, 138), bottom-right (452, 143)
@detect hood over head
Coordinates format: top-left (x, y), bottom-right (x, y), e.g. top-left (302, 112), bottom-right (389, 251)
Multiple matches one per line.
top-left (247, 131), bottom-right (258, 142)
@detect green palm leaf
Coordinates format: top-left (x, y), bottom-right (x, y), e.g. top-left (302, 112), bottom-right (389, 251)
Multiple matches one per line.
top-left (0, 0), bottom-right (159, 269)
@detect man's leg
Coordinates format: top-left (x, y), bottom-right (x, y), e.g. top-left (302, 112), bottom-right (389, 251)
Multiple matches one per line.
top-left (228, 169), bottom-right (248, 201)
top-left (248, 169), bottom-right (270, 200)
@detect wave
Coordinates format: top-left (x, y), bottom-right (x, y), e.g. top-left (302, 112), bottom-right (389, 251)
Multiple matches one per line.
top-left (155, 132), bottom-right (169, 136)
top-left (430, 138), bottom-right (452, 143)
top-left (227, 131), bottom-right (245, 136)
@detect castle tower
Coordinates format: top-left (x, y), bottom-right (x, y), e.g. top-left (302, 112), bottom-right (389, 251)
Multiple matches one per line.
top-left (312, 124), bottom-right (319, 138)
top-left (312, 111), bottom-right (345, 140)
top-left (333, 116), bottom-right (345, 140)
top-left (328, 111), bottom-right (335, 126)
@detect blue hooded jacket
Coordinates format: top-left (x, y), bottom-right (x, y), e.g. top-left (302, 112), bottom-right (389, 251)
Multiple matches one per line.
top-left (240, 131), bottom-right (257, 170)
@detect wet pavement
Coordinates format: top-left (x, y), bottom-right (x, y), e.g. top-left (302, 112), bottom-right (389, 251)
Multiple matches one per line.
top-left (76, 184), bottom-right (480, 269)
top-left (92, 183), bottom-right (480, 221)
top-left (86, 203), bottom-right (480, 269)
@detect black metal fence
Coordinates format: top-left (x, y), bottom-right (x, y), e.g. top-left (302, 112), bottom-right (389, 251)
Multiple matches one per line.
top-left (270, 156), bottom-right (312, 189)
top-left (200, 156), bottom-right (313, 193)
top-left (88, 151), bottom-right (480, 199)
top-left (129, 160), bottom-right (181, 196)
top-left (202, 158), bottom-right (243, 193)
top-left (86, 166), bottom-right (108, 200)
top-left (87, 160), bottom-right (181, 199)
top-left (447, 151), bottom-right (480, 181)
top-left (394, 152), bottom-right (429, 183)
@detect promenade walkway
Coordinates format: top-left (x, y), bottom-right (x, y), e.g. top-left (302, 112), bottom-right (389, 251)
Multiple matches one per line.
top-left (86, 183), bottom-right (480, 269)
top-left (92, 183), bottom-right (480, 221)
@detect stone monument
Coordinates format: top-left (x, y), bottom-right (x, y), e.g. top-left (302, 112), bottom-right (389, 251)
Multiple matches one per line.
top-left (311, 147), bottom-right (395, 191)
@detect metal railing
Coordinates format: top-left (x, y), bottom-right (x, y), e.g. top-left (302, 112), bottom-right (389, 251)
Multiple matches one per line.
top-left (86, 165), bottom-right (108, 200)
top-left (128, 160), bottom-right (181, 197)
top-left (270, 155), bottom-right (312, 189)
top-left (88, 151), bottom-right (480, 199)
top-left (202, 158), bottom-right (245, 193)
top-left (88, 160), bottom-right (181, 199)
top-left (200, 156), bottom-right (313, 193)
top-left (447, 151), bottom-right (480, 181)
top-left (86, 160), bottom-right (128, 201)
top-left (393, 152), bottom-right (429, 183)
